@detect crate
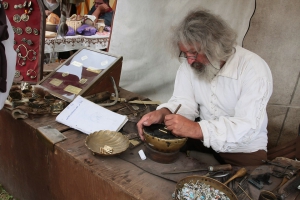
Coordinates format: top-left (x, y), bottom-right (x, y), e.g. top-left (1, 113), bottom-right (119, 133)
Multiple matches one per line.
top-left (66, 20), bottom-right (82, 31)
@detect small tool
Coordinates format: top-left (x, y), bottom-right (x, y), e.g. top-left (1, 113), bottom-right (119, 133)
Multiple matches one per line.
top-left (248, 177), bottom-right (264, 189)
top-left (235, 175), bottom-right (248, 195)
top-left (161, 164), bottom-right (232, 175)
top-left (262, 160), bottom-right (296, 171)
top-left (224, 167), bottom-right (247, 185)
top-left (237, 184), bottom-right (253, 200)
top-left (204, 171), bottom-right (230, 178)
top-left (159, 104), bottom-right (182, 134)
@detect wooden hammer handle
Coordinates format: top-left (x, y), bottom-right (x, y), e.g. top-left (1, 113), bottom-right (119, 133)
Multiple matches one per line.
top-left (224, 167), bottom-right (247, 185)
top-left (208, 164), bottom-right (232, 172)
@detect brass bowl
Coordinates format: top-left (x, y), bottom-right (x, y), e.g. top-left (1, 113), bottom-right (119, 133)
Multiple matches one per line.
top-left (143, 124), bottom-right (187, 153)
top-left (175, 175), bottom-right (237, 200)
top-left (85, 130), bottom-right (129, 156)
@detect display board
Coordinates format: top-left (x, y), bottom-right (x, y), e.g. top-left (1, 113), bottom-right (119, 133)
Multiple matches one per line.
top-left (3, 0), bottom-right (45, 83)
top-left (38, 48), bottom-right (123, 102)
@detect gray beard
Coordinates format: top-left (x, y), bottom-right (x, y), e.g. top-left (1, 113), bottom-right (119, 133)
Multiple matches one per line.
top-left (191, 61), bottom-right (221, 81)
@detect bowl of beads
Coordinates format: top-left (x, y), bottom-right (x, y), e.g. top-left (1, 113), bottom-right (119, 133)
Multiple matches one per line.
top-left (143, 124), bottom-right (187, 153)
top-left (174, 175), bottom-right (237, 200)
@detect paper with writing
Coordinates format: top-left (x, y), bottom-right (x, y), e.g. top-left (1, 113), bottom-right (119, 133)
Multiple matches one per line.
top-left (56, 95), bottom-right (128, 134)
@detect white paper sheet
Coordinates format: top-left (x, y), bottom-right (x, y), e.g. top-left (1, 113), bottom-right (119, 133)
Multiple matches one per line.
top-left (56, 96), bottom-right (128, 134)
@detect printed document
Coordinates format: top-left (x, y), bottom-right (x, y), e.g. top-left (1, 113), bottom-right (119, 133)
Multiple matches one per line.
top-left (56, 95), bottom-right (128, 134)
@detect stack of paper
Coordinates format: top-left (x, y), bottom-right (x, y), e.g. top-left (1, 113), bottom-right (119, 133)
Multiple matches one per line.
top-left (56, 95), bottom-right (128, 134)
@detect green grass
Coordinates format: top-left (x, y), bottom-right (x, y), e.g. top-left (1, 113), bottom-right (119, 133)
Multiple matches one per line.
top-left (0, 185), bottom-right (14, 200)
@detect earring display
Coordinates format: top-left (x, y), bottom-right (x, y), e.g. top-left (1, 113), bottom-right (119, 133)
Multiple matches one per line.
top-left (25, 27), bottom-right (32, 34)
top-left (33, 28), bottom-right (39, 35)
top-left (6, 0), bottom-right (45, 83)
top-left (13, 14), bottom-right (21, 23)
top-left (27, 69), bottom-right (37, 79)
top-left (27, 49), bottom-right (37, 61)
top-left (21, 13), bottom-right (29, 21)
top-left (15, 27), bottom-right (23, 35)
top-left (3, 2), bottom-right (8, 9)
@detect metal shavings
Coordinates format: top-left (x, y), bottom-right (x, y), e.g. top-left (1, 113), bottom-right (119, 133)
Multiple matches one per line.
top-left (173, 181), bottom-right (230, 200)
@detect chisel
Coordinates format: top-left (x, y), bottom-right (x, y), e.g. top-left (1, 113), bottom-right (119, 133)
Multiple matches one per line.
top-left (161, 164), bottom-right (232, 175)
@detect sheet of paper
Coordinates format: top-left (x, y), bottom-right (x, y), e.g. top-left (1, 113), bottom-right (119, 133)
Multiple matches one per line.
top-left (56, 95), bottom-right (128, 134)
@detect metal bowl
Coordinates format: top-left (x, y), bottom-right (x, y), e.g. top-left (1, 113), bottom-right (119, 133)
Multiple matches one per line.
top-left (85, 130), bottom-right (129, 156)
top-left (143, 124), bottom-right (187, 153)
top-left (175, 175), bottom-right (238, 200)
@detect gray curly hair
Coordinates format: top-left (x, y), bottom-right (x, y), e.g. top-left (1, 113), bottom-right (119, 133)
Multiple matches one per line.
top-left (173, 9), bottom-right (237, 62)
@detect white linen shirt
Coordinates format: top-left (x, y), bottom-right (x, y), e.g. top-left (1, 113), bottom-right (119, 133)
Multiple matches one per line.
top-left (157, 46), bottom-right (273, 153)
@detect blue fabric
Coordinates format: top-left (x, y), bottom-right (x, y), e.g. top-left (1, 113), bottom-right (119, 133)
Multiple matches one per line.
top-left (88, 5), bottom-right (114, 27)
top-left (56, 25), bottom-right (76, 36)
top-left (76, 24), bottom-right (97, 36)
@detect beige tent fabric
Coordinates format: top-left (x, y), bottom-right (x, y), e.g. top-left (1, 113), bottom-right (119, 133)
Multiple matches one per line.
top-left (109, 0), bottom-right (255, 102)
top-left (243, 1), bottom-right (300, 148)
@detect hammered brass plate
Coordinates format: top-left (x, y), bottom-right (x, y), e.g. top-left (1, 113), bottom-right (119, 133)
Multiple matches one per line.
top-left (85, 130), bottom-right (129, 156)
top-left (143, 124), bottom-right (187, 153)
top-left (175, 175), bottom-right (237, 200)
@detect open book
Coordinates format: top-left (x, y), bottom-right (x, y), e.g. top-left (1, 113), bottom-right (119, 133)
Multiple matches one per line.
top-left (56, 95), bottom-right (128, 134)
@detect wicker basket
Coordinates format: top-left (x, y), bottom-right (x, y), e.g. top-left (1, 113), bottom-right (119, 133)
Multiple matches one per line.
top-left (66, 20), bottom-right (82, 31)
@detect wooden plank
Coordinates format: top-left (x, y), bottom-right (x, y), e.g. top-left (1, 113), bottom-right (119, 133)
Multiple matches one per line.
top-left (0, 100), bottom-right (176, 200)
top-left (0, 109), bottom-right (51, 200)
top-left (53, 129), bottom-right (175, 199)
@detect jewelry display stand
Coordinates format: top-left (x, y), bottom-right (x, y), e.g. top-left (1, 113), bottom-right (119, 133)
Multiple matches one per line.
top-left (37, 48), bottom-right (123, 102)
top-left (4, 0), bottom-right (45, 83)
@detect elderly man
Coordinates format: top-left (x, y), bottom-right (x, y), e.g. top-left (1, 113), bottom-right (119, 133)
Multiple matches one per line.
top-left (137, 10), bottom-right (273, 166)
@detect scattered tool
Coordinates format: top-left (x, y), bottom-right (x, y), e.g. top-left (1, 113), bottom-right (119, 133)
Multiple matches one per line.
top-left (248, 177), bottom-right (264, 190)
top-left (235, 175), bottom-right (248, 195)
top-left (224, 167), bottom-right (247, 185)
top-left (204, 171), bottom-right (230, 178)
top-left (159, 104), bottom-right (182, 134)
top-left (237, 184), bottom-right (253, 200)
top-left (262, 160), bottom-right (297, 171)
top-left (161, 164), bottom-right (232, 175)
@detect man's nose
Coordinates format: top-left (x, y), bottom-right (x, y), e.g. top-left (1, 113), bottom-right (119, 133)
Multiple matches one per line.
top-left (187, 57), bottom-right (195, 65)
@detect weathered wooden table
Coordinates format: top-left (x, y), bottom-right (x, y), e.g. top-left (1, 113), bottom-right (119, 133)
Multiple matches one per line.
top-left (1, 88), bottom-right (299, 200)
top-left (0, 88), bottom-right (175, 200)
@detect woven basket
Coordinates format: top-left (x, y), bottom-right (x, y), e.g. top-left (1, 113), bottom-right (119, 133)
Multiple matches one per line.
top-left (66, 20), bottom-right (82, 31)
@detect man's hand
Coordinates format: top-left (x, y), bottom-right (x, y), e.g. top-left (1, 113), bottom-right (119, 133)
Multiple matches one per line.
top-left (164, 114), bottom-right (203, 139)
top-left (137, 108), bottom-right (171, 141)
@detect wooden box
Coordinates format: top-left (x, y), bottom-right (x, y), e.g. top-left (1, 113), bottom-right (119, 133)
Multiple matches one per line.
top-left (37, 48), bottom-right (123, 102)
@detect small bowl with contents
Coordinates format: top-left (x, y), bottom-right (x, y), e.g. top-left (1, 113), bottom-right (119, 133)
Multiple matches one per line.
top-left (143, 124), bottom-right (187, 153)
top-left (85, 130), bottom-right (129, 156)
top-left (174, 175), bottom-right (237, 200)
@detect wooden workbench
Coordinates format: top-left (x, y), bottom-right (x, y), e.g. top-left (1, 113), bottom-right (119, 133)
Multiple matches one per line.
top-left (0, 89), bottom-right (175, 200)
top-left (1, 88), bottom-right (299, 200)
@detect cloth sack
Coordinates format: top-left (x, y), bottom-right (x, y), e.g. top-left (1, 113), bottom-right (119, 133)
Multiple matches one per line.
top-left (76, 24), bottom-right (97, 36)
